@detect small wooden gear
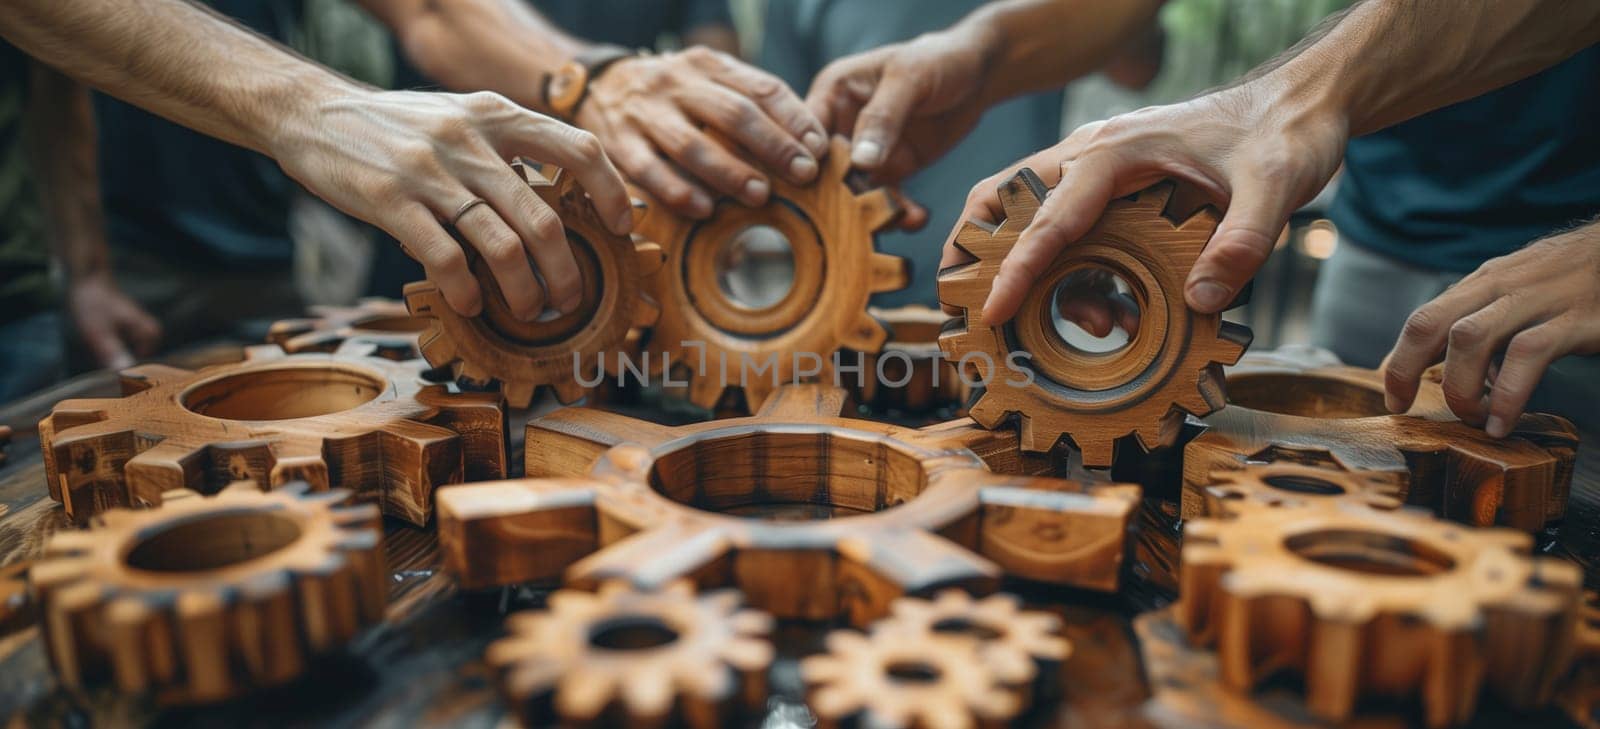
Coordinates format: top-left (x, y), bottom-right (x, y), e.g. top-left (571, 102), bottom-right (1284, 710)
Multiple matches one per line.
top-left (1196, 462), bottom-right (1404, 516)
top-left (634, 136), bottom-right (910, 412)
top-left (265, 298), bottom-right (427, 359)
top-left (880, 589), bottom-right (1070, 702)
top-left (38, 341), bottom-right (506, 525)
top-left (938, 169), bottom-right (1251, 468)
top-left (404, 164), bottom-right (664, 408)
top-left (802, 612), bottom-right (1028, 728)
top-left (1183, 347), bottom-right (1579, 531)
top-left (486, 580), bottom-right (773, 728)
top-left (29, 483), bottom-right (385, 704)
top-left (855, 306), bottom-right (972, 415)
top-left (438, 385), bottom-right (1138, 625)
top-left (1180, 500), bottom-right (1582, 727)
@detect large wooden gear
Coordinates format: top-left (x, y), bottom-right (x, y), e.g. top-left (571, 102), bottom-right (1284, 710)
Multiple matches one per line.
top-left (1180, 500), bottom-right (1582, 726)
top-left (265, 298), bottom-right (426, 359)
top-left (38, 342), bottom-right (506, 525)
top-left (404, 164), bottom-right (664, 408)
top-left (938, 169), bottom-right (1250, 468)
top-left (28, 483), bottom-right (385, 704)
top-left (634, 136), bottom-right (910, 412)
top-left (486, 580), bottom-right (773, 728)
top-left (1183, 347), bottom-right (1579, 531)
top-left (437, 385), bottom-right (1138, 625)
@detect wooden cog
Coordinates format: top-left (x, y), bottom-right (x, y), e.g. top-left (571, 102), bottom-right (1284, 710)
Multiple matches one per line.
top-left (1180, 501), bottom-right (1582, 727)
top-left (1197, 462), bottom-right (1404, 516)
top-left (1182, 347), bottom-right (1579, 531)
top-left (265, 297), bottom-right (427, 359)
top-left (938, 169), bottom-right (1251, 468)
top-left (486, 580), bottom-right (773, 728)
top-left (29, 483), bottom-right (385, 704)
top-left (879, 589), bottom-right (1070, 704)
top-left (404, 164), bottom-right (664, 408)
top-left (437, 384), bottom-right (1139, 625)
top-left (633, 136), bottom-right (909, 412)
top-left (855, 306), bottom-right (973, 416)
top-left (38, 341), bottom-right (506, 525)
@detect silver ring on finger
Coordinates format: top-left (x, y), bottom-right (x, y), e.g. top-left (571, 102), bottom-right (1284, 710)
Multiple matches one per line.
top-left (451, 197), bottom-right (489, 226)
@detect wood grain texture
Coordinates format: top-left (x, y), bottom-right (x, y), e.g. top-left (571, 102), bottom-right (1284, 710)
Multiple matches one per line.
top-left (1196, 462), bottom-right (1404, 516)
top-left (938, 169), bottom-right (1250, 467)
top-left (803, 590), bottom-right (1068, 728)
top-left (633, 136), bottom-right (909, 412)
top-left (405, 164), bottom-right (664, 408)
top-left (265, 298), bottom-right (427, 359)
top-left (37, 342), bottom-right (506, 525)
top-left (1180, 500), bottom-right (1582, 727)
top-left (854, 306), bottom-right (973, 416)
top-left (29, 482), bottom-right (385, 704)
top-left (438, 384), bottom-right (1139, 625)
top-left (486, 580), bottom-right (772, 728)
top-left (1184, 347), bottom-right (1579, 531)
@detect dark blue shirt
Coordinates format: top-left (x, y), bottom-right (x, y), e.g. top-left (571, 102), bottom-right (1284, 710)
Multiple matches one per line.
top-left (96, 2), bottom-right (302, 268)
top-left (1330, 46), bottom-right (1600, 272)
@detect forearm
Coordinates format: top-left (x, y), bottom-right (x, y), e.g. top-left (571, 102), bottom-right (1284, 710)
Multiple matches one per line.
top-left (0, 0), bottom-right (358, 158)
top-left (955, 0), bottom-right (1166, 106)
top-left (361, 0), bottom-right (589, 112)
top-left (23, 62), bottom-right (110, 281)
top-left (1254, 0), bottom-right (1600, 136)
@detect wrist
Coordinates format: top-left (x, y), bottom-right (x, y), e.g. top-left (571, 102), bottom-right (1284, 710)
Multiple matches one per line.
top-left (260, 73), bottom-right (367, 161)
top-left (945, 23), bottom-right (1006, 106)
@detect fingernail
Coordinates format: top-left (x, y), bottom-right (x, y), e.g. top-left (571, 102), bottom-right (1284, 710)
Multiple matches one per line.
top-left (689, 192), bottom-right (714, 219)
top-left (851, 140), bottom-right (883, 168)
top-left (803, 131), bottom-right (827, 156)
top-left (1188, 281), bottom-right (1231, 312)
top-left (1385, 392), bottom-right (1403, 413)
top-left (614, 210), bottom-right (634, 235)
top-left (743, 178), bottom-right (770, 205)
top-left (557, 295), bottom-right (582, 316)
top-left (109, 354), bottom-right (135, 371)
top-left (789, 154), bottom-right (818, 182)
top-left (1485, 415), bottom-right (1508, 438)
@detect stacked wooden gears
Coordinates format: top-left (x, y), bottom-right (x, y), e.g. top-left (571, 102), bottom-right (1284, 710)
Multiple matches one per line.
top-left (266, 297), bottom-right (428, 359)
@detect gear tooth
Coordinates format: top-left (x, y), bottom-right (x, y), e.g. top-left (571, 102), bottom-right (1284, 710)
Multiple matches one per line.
top-left (997, 169), bottom-right (1047, 227)
top-left (1214, 320), bottom-right (1254, 364)
top-left (630, 296), bottom-right (661, 328)
top-left (417, 326), bottom-right (457, 369)
top-left (502, 381), bottom-right (538, 409)
top-left (1020, 415), bottom-right (1066, 454)
top-left (1193, 364), bottom-right (1229, 414)
top-left (1072, 435), bottom-right (1116, 468)
top-left (839, 313), bottom-right (890, 353)
top-left (954, 220), bottom-right (1007, 259)
top-left (855, 188), bottom-right (900, 231)
top-left (966, 393), bottom-right (1007, 429)
top-left (120, 364), bottom-right (192, 393)
top-left (1136, 180), bottom-right (1177, 211)
top-left (1179, 204), bottom-right (1223, 233)
top-left (1133, 427), bottom-right (1165, 452)
top-left (688, 374), bottom-right (728, 410)
top-left (869, 252), bottom-right (911, 294)
top-left (633, 241), bottom-right (664, 276)
top-left (551, 379), bottom-right (586, 405)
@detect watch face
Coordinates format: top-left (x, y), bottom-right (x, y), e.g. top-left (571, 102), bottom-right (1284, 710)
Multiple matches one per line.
top-left (550, 63), bottom-right (588, 116)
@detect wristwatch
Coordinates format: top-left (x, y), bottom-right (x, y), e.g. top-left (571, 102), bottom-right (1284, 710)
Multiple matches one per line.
top-left (542, 45), bottom-right (637, 122)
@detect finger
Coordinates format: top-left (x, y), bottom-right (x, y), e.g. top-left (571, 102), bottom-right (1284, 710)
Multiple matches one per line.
top-left (982, 156), bottom-right (1118, 324)
top-left (1058, 298), bottom-right (1115, 338)
top-left (454, 200), bottom-right (546, 320)
top-left (645, 112), bottom-right (768, 207)
top-left (479, 162), bottom-right (583, 313)
top-left (611, 134), bottom-right (713, 218)
top-left (83, 320), bottom-right (133, 370)
top-left (714, 61), bottom-right (829, 161)
top-left (1383, 283), bottom-right (1496, 413)
top-left (1184, 174), bottom-right (1293, 313)
top-left (496, 116), bottom-right (634, 236)
top-left (850, 71), bottom-right (919, 170)
top-left (1438, 296), bottom-right (1528, 425)
top-left (118, 307), bottom-right (163, 357)
top-left (692, 84), bottom-right (819, 185)
top-left (1484, 318), bottom-right (1568, 438)
top-left (387, 204), bottom-right (481, 316)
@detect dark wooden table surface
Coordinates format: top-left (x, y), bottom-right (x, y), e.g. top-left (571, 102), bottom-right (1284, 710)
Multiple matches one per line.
top-left (0, 349), bottom-right (1594, 728)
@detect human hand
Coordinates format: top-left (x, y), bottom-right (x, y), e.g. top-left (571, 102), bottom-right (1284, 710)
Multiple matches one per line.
top-left (1053, 268), bottom-right (1142, 340)
top-left (1381, 223), bottom-right (1600, 437)
top-left (270, 89), bottom-right (633, 322)
top-left (580, 48), bottom-right (829, 219)
top-left (941, 85), bottom-right (1349, 324)
top-left (67, 273), bottom-right (161, 370)
top-left (806, 27), bottom-right (994, 184)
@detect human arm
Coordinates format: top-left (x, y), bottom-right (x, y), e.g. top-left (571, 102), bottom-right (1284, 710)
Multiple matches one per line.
top-left (24, 61), bottom-right (161, 369)
top-left (805, 0), bottom-right (1165, 183)
top-left (956, 0), bottom-right (1600, 325)
top-left (360, 0), bottom-right (827, 219)
top-left (0, 0), bottom-right (634, 322)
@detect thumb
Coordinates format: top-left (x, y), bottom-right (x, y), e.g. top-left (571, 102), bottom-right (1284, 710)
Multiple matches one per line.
top-left (1185, 175), bottom-right (1292, 313)
top-left (849, 70), bottom-right (919, 171)
top-left (83, 319), bottom-right (133, 370)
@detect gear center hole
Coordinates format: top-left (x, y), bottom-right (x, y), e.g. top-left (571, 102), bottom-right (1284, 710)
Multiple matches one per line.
top-left (1048, 266), bottom-right (1140, 355)
top-left (1285, 529), bottom-right (1456, 577)
top-left (1227, 373), bottom-right (1388, 418)
top-left (182, 367), bottom-right (385, 421)
top-left (931, 617), bottom-right (1002, 641)
top-left (717, 224), bottom-right (795, 310)
top-left (125, 510), bottom-right (303, 572)
top-left (588, 615), bottom-right (680, 651)
top-left (1263, 474), bottom-right (1346, 496)
top-left (886, 660), bottom-right (942, 684)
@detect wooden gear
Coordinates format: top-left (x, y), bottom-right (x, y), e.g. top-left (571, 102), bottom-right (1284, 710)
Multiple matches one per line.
top-left (855, 306), bottom-right (972, 415)
top-left (1180, 500), bottom-right (1582, 727)
top-left (38, 342), bottom-right (506, 525)
top-left (486, 580), bottom-right (772, 728)
top-left (1182, 348), bottom-right (1579, 531)
top-left (1196, 462), bottom-right (1404, 516)
top-left (878, 589), bottom-right (1070, 702)
top-left (28, 483), bottom-right (385, 704)
top-left (265, 298), bottom-right (427, 359)
top-left (437, 385), bottom-right (1138, 625)
top-left (633, 136), bottom-right (909, 412)
top-left (938, 169), bottom-right (1250, 468)
top-left (404, 164), bottom-right (663, 408)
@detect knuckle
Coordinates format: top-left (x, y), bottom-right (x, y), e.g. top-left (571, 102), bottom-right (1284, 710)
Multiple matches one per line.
top-left (1447, 318), bottom-right (1484, 348)
top-left (529, 210), bottom-right (566, 244)
top-left (1401, 309), bottom-right (1440, 342)
top-left (1205, 235), bottom-right (1271, 271)
top-left (423, 244), bottom-right (468, 277)
top-left (1440, 380), bottom-right (1482, 409)
top-left (1507, 328), bottom-right (1552, 359)
top-left (680, 46), bottom-right (719, 66)
top-left (484, 234), bottom-right (524, 266)
top-left (568, 130), bottom-right (604, 161)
